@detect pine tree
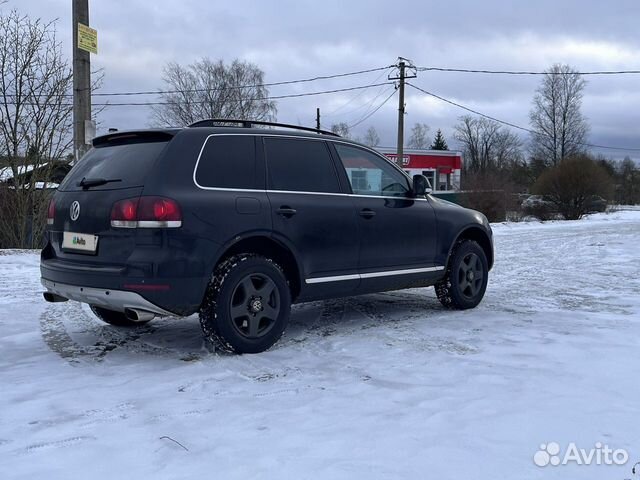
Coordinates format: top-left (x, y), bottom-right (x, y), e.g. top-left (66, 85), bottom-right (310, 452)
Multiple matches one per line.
top-left (430, 129), bottom-right (449, 150)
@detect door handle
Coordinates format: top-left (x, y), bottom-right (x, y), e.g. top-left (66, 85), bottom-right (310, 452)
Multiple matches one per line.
top-left (359, 208), bottom-right (376, 219)
top-left (276, 206), bottom-right (297, 218)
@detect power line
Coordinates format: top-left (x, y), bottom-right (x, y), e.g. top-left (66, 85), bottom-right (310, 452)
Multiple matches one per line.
top-left (95, 82), bottom-right (393, 106)
top-left (406, 82), bottom-right (640, 152)
top-left (323, 67), bottom-right (393, 117)
top-left (94, 65), bottom-right (393, 96)
top-left (407, 83), bottom-right (530, 132)
top-left (337, 83), bottom-right (394, 124)
top-left (417, 66), bottom-right (640, 75)
top-left (348, 88), bottom-right (397, 129)
top-left (3, 66), bottom-right (393, 100)
top-left (3, 82), bottom-right (393, 107)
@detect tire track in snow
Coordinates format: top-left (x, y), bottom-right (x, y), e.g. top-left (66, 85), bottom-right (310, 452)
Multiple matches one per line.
top-left (40, 301), bottom-right (204, 363)
top-left (22, 436), bottom-right (95, 454)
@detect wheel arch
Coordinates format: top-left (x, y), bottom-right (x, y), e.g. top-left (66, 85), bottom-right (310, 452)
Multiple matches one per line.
top-left (449, 226), bottom-right (494, 270)
top-left (215, 235), bottom-right (303, 301)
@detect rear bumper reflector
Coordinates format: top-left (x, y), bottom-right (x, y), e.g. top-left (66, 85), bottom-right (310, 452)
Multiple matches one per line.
top-left (123, 284), bottom-right (171, 292)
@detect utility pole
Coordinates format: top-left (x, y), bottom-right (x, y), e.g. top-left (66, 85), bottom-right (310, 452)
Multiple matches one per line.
top-left (316, 108), bottom-right (321, 131)
top-left (72, 0), bottom-right (92, 162)
top-left (389, 57), bottom-right (417, 168)
top-left (396, 59), bottom-right (406, 168)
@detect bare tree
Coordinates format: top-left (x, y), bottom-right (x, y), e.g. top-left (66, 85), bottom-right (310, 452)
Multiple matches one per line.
top-left (0, 10), bottom-right (73, 248)
top-left (407, 122), bottom-right (430, 149)
top-left (151, 58), bottom-right (277, 127)
top-left (454, 116), bottom-right (523, 172)
top-left (330, 122), bottom-right (352, 139)
top-left (363, 126), bottom-right (380, 147)
top-left (615, 157), bottom-right (640, 205)
top-left (529, 64), bottom-right (589, 166)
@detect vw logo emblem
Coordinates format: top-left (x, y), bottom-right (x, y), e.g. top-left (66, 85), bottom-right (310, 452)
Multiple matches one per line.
top-left (70, 201), bottom-right (80, 221)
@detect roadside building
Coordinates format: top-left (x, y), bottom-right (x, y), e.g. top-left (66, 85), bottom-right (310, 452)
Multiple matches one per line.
top-left (376, 148), bottom-right (462, 191)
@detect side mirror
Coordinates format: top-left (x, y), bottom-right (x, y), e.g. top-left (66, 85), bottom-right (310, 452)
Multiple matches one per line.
top-left (412, 174), bottom-right (432, 197)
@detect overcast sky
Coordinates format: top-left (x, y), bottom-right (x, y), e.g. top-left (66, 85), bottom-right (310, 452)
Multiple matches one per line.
top-left (8, 0), bottom-right (640, 160)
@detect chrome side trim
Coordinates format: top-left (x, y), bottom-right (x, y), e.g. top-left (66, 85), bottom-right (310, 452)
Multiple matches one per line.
top-left (305, 274), bottom-right (360, 284)
top-left (360, 266), bottom-right (445, 279)
top-left (41, 279), bottom-right (175, 316)
top-left (305, 266), bottom-right (445, 284)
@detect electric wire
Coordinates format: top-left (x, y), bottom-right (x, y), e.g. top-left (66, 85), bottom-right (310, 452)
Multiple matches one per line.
top-left (4, 82), bottom-right (393, 107)
top-left (417, 66), bottom-right (640, 75)
top-left (407, 82), bottom-right (640, 152)
top-left (323, 67), bottom-right (393, 117)
top-left (348, 88), bottom-right (397, 129)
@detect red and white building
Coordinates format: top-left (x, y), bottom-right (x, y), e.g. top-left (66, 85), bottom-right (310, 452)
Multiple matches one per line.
top-left (377, 148), bottom-right (463, 191)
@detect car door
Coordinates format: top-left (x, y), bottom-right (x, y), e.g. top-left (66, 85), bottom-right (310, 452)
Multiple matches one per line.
top-left (263, 136), bottom-right (360, 298)
top-left (331, 142), bottom-right (439, 281)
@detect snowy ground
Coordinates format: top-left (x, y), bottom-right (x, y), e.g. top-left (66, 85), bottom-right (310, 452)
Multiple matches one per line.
top-left (1, 211), bottom-right (639, 480)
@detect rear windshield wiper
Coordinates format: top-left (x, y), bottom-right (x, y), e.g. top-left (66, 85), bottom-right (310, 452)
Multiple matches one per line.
top-left (78, 177), bottom-right (122, 189)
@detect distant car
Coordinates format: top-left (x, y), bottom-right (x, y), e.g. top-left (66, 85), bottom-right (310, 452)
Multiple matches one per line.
top-left (521, 195), bottom-right (554, 210)
top-left (41, 119), bottom-right (494, 353)
top-left (521, 194), bottom-right (607, 215)
top-left (585, 195), bottom-right (607, 213)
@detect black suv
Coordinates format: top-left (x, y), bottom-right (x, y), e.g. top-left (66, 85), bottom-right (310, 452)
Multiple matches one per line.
top-left (41, 119), bottom-right (493, 353)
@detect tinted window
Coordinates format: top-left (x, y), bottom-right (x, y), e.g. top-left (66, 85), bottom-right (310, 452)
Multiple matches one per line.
top-left (265, 138), bottom-right (340, 193)
top-left (59, 140), bottom-right (168, 191)
top-left (334, 144), bottom-right (410, 197)
top-left (195, 135), bottom-right (256, 189)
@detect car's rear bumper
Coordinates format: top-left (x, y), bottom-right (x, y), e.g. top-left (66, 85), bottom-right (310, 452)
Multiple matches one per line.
top-left (40, 257), bottom-right (208, 316)
top-left (41, 278), bottom-right (174, 316)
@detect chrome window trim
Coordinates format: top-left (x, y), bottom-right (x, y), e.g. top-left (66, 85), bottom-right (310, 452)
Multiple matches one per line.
top-left (191, 133), bottom-right (428, 201)
top-left (305, 266), bottom-right (445, 284)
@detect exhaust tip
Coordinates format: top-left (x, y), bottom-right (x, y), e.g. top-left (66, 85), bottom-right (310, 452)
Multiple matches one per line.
top-left (43, 292), bottom-right (68, 303)
top-left (124, 308), bottom-right (155, 322)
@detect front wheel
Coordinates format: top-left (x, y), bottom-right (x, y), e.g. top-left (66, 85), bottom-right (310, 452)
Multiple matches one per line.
top-left (199, 254), bottom-right (291, 354)
top-left (435, 239), bottom-right (488, 309)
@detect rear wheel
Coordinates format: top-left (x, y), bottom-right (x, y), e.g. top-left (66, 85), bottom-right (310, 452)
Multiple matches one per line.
top-left (199, 254), bottom-right (291, 354)
top-left (435, 239), bottom-right (488, 309)
top-left (89, 305), bottom-right (150, 327)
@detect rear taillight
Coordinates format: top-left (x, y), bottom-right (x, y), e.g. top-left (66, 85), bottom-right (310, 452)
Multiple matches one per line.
top-left (47, 199), bottom-right (55, 225)
top-left (111, 197), bottom-right (182, 228)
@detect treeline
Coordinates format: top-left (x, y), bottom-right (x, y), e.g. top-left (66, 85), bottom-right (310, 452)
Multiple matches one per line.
top-left (448, 64), bottom-right (640, 221)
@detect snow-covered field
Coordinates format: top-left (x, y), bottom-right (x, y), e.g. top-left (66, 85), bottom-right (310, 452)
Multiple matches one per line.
top-left (1, 211), bottom-right (639, 480)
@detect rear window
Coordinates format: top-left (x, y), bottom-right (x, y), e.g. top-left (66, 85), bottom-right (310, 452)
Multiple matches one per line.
top-left (58, 139), bottom-right (169, 191)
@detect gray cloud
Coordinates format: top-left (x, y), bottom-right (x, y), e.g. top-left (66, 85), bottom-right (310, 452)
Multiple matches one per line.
top-left (9, 0), bottom-right (640, 160)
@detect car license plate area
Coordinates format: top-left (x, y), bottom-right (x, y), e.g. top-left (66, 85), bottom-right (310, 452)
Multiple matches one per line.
top-left (62, 231), bottom-right (99, 254)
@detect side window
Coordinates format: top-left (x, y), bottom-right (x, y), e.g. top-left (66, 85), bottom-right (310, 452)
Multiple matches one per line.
top-left (265, 138), bottom-right (341, 193)
top-left (334, 144), bottom-right (410, 197)
top-left (195, 135), bottom-right (256, 189)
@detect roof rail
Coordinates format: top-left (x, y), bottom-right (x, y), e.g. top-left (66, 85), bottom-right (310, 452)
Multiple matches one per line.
top-left (188, 118), bottom-right (340, 137)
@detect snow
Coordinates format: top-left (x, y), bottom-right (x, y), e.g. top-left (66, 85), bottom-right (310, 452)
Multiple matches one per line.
top-left (1, 210), bottom-right (639, 479)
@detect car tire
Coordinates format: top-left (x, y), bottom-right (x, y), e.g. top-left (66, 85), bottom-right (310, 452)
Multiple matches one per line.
top-left (435, 239), bottom-right (488, 309)
top-left (199, 253), bottom-right (291, 354)
top-left (90, 305), bottom-right (150, 327)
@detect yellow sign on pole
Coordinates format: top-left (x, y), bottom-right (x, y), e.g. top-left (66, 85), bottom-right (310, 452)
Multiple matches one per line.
top-left (77, 23), bottom-right (97, 54)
